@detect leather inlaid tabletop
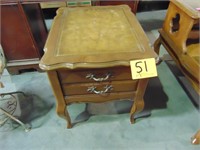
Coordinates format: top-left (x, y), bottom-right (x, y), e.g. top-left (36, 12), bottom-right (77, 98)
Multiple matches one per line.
top-left (57, 7), bottom-right (140, 55)
top-left (40, 5), bottom-right (156, 70)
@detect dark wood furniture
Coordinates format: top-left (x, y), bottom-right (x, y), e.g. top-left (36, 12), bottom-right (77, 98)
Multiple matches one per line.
top-left (93, 0), bottom-right (139, 14)
top-left (40, 5), bottom-right (157, 128)
top-left (154, 0), bottom-right (200, 145)
top-left (137, 0), bottom-right (169, 12)
top-left (0, 1), bottom-right (47, 74)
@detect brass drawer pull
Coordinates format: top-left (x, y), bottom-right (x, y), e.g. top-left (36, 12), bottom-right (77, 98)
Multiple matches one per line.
top-left (85, 73), bottom-right (112, 82)
top-left (87, 85), bottom-right (113, 95)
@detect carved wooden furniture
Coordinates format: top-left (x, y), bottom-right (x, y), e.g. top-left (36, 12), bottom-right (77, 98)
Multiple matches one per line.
top-left (154, 0), bottom-right (200, 145)
top-left (40, 5), bottom-right (157, 128)
top-left (0, 1), bottom-right (47, 74)
top-left (154, 0), bottom-right (200, 94)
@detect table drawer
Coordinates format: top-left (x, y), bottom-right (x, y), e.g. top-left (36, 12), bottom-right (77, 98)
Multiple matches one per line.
top-left (58, 67), bottom-right (132, 84)
top-left (65, 91), bottom-right (136, 104)
top-left (62, 80), bottom-right (138, 96)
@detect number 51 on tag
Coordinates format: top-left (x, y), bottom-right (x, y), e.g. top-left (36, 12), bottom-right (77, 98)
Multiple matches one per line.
top-left (130, 58), bottom-right (157, 80)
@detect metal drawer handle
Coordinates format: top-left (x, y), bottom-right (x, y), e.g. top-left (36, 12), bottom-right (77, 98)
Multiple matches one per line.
top-left (85, 72), bottom-right (112, 82)
top-left (87, 85), bottom-right (113, 95)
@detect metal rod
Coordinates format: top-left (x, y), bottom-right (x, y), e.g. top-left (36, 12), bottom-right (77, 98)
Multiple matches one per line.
top-left (0, 108), bottom-right (31, 132)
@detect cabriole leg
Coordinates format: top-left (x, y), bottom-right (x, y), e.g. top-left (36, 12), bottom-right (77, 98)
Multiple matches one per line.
top-left (130, 79), bottom-right (148, 124)
top-left (47, 71), bottom-right (72, 128)
top-left (154, 35), bottom-right (162, 55)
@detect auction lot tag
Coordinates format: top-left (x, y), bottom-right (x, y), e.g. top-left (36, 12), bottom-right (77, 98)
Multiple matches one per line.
top-left (130, 58), bottom-right (157, 80)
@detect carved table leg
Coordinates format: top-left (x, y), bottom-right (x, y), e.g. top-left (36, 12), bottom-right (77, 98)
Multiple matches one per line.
top-left (191, 130), bottom-right (200, 144)
top-left (47, 71), bottom-right (72, 128)
top-left (130, 78), bottom-right (148, 124)
top-left (65, 109), bottom-right (72, 129)
top-left (56, 104), bottom-right (72, 129)
top-left (154, 35), bottom-right (163, 64)
top-left (154, 35), bottom-right (162, 55)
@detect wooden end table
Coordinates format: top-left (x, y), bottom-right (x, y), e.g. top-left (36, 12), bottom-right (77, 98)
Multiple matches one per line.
top-left (40, 5), bottom-right (157, 128)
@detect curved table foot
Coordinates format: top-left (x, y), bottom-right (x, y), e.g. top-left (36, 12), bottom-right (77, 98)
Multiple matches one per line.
top-left (64, 109), bottom-right (72, 129)
top-left (56, 105), bottom-right (72, 129)
top-left (130, 98), bottom-right (145, 124)
top-left (191, 130), bottom-right (200, 145)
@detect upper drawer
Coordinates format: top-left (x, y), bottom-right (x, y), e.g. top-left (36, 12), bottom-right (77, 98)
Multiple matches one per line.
top-left (57, 67), bottom-right (132, 84)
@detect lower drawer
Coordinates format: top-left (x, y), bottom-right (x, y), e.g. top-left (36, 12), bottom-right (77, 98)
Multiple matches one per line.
top-left (62, 80), bottom-right (138, 96)
top-left (65, 91), bottom-right (136, 104)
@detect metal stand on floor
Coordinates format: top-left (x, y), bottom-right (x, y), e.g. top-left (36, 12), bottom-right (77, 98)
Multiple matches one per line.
top-left (0, 46), bottom-right (31, 132)
top-left (0, 92), bottom-right (31, 132)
